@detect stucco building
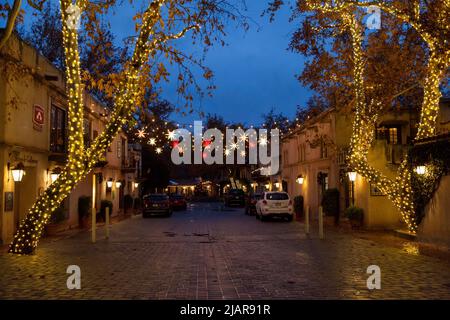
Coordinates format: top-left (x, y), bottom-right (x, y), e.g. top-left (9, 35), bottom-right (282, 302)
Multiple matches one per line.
top-left (0, 33), bottom-right (141, 244)
top-left (281, 103), bottom-right (441, 231)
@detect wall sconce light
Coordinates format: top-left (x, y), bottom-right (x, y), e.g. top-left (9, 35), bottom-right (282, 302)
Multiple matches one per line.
top-left (115, 181), bottom-right (122, 188)
top-left (11, 162), bottom-right (25, 182)
top-left (265, 183), bottom-right (270, 190)
top-left (134, 182), bottom-right (139, 188)
top-left (274, 182), bottom-right (280, 189)
top-left (106, 178), bottom-right (113, 189)
top-left (296, 174), bottom-right (304, 185)
top-left (50, 167), bottom-right (61, 183)
top-left (348, 171), bottom-right (357, 182)
top-left (415, 165), bottom-right (426, 175)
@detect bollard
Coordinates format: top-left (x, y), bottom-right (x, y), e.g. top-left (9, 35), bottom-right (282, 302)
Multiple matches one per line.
top-left (91, 205), bottom-right (96, 243)
top-left (305, 205), bottom-right (310, 237)
top-left (319, 206), bottom-right (324, 239)
top-left (91, 174), bottom-right (96, 243)
top-left (105, 206), bottom-right (110, 239)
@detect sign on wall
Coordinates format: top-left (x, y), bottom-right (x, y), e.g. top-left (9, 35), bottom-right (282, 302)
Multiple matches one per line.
top-left (4, 192), bottom-right (13, 211)
top-left (33, 105), bottom-right (45, 131)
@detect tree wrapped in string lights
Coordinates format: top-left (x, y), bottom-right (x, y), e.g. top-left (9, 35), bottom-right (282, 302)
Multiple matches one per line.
top-left (300, 0), bottom-right (449, 233)
top-left (5, 0), bottom-right (245, 254)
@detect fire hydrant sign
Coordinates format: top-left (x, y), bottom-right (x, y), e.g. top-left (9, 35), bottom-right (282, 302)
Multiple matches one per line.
top-left (33, 105), bottom-right (44, 131)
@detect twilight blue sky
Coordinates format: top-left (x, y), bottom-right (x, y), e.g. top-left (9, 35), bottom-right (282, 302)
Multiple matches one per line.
top-left (108, 1), bottom-right (312, 126)
top-left (12, 0), bottom-right (312, 126)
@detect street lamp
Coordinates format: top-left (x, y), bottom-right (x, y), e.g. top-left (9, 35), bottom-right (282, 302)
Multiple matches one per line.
top-left (348, 171), bottom-right (357, 182)
top-left (296, 174), bottom-right (304, 185)
top-left (11, 162), bottom-right (25, 182)
top-left (106, 178), bottom-right (113, 189)
top-left (348, 171), bottom-right (357, 205)
top-left (50, 167), bottom-right (61, 183)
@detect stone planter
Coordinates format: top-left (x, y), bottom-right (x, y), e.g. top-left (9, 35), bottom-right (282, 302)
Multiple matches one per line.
top-left (349, 218), bottom-right (363, 229)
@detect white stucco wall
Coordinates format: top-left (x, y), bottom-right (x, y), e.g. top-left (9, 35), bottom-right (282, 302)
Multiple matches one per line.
top-left (419, 175), bottom-right (450, 246)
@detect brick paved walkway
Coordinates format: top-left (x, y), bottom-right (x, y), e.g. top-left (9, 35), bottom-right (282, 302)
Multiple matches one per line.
top-left (1, 203), bottom-right (450, 299)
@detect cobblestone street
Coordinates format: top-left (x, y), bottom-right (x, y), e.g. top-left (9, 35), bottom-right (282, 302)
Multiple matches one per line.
top-left (1, 203), bottom-right (450, 299)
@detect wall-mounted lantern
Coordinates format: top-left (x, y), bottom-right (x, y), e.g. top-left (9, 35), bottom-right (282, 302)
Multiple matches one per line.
top-left (115, 181), bottom-right (122, 189)
top-left (348, 171), bottom-right (357, 182)
top-left (11, 162), bottom-right (25, 182)
top-left (106, 178), bottom-right (114, 189)
top-left (50, 167), bottom-right (61, 183)
top-left (415, 165), bottom-right (426, 175)
top-left (296, 174), bottom-right (304, 185)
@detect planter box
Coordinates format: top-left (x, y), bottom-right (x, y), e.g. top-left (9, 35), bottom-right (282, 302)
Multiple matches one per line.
top-left (45, 221), bottom-right (69, 236)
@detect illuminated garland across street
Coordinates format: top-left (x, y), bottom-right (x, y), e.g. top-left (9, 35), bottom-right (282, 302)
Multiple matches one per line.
top-left (9, 0), bottom-right (197, 254)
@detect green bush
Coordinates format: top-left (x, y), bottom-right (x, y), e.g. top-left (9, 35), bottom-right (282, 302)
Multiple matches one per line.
top-left (78, 196), bottom-right (91, 220)
top-left (345, 206), bottom-right (364, 222)
top-left (124, 194), bottom-right (134, 209)
top-left (321, 188), bottom-right (340, 217)
top-left (293, 195), bottom-right (304, 215)
top-left (100, 200), bottom-right (113, 221)
top-left (51, 205), bottom-right (67, 224)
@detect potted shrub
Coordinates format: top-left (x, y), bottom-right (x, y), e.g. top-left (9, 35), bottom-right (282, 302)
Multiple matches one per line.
top-left (321, 188), bottom-right (340, 225)
top-left (45, 205), bottom-right (68, 235)
top-left (99, 200), bottom-right (113, 222)
top-left (78, 196), bottom-right (91, 229)
top-left (345, 206), bottom-right (364, 229)
top-left (293, 195), bottom-right (304, 220)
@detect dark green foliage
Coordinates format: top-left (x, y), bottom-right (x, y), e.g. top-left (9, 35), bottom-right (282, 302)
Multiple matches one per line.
top-left (321, 188), bottom-right (340, 217)
top-left (100, 200), bottom-right (113, 221)
top-left (51, 205), bottom-right (67, 224)
top-left (345, 206), bottom-right (364, 222)
top-left (409, 137), bottom-right (450, 224)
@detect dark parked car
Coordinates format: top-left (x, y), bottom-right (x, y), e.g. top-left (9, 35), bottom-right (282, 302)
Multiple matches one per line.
top-left (143, 194), bottom-right (172, 217)
top-left (245, 193), bottom-right (263, 215)
top-left (169, 194), bottom-right (187, 210)
top-left (224, 189), bottom-right (245, 207)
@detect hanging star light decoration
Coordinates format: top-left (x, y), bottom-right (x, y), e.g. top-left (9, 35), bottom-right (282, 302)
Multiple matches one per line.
top-left (136, 129), bottom-right (147, 139)
top-left (155, 147), bottom-right (163, 154)
top-left (167, 130), bottom-right (176, 140)
top-left (148, 138), bottom-right (156, 146)
top-left (259, 137), bottom-right (268, 146)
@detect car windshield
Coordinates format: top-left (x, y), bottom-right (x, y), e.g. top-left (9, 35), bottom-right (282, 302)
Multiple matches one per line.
top-left (145, 195), bottom-right (168, 201)
top-left (266, 193), bottom-right (289, 200)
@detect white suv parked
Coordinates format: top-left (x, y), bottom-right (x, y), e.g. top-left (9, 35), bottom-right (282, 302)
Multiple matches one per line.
top-left (255, 191), bottom-right (293, 222)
